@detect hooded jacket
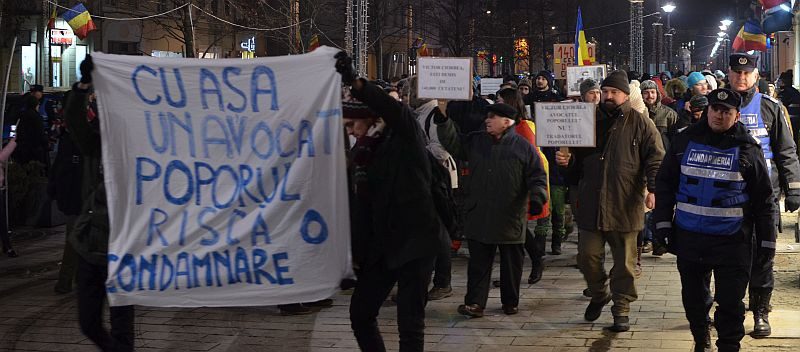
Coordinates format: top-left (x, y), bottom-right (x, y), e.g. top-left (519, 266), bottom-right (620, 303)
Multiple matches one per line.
top-left (654, 118), bottom-right (776, 262)
top-left (565, 100), bottom-right (665, 232)
top-left (664, 79), bottom-right (688, 102)
top-left (643, 83), bottom-right (678, 135)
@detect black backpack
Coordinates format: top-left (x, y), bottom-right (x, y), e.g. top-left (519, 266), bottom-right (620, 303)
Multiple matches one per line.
top-left (427, 150), bottom-right (462, 240)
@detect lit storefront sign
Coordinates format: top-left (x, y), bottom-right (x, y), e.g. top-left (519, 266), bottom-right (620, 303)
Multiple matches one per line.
top-left (50, 29), bottom-right (75, 45)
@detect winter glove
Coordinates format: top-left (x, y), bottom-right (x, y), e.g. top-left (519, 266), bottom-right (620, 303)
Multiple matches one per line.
top-left (334, 51), bottom-right (357, 85)
top-left (785, 194), bottom-right (800, 212)
top-left (79, 55), bottom-right (93, 84)
top-left (529, 193), bottom-right (545, 216)
top-left (652, 228), bottom-right (672, 256)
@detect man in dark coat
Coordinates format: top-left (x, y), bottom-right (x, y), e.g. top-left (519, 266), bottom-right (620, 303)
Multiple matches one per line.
top-left (65, 56), bottom-right (135, 351)
top-left (336, 53), bottom-right (441, 352)
top-left (437, 102), bottom-right (548, 318)
top-left (11, 95), bottom-right (48, 166)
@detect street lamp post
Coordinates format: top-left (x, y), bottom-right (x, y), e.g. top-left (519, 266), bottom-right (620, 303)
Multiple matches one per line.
top-left (662, 4), bottom-right (676, 73)
top-left (720, 19), bottom-right (732, 70)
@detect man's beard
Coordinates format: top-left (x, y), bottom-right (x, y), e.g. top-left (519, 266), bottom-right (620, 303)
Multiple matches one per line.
top-left (602, 100), bottom-right (618, 111)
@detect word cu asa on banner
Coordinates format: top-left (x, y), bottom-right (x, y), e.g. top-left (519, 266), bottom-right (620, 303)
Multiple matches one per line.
top-left (91, 47), bottom-right (351, 307)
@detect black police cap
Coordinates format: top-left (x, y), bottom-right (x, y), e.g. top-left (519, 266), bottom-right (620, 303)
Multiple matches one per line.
top-left (729, 53), bottom-right (758, 72)
top-left (707, 88), bottom-right (742, 111)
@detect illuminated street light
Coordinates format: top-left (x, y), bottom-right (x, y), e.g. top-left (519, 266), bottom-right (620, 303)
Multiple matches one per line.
top-left (486, 10), bottom-right (491, 14)
top-left (662, 4), bottom-right (676, 13)
top-left (721, 19), bottom-right (733, 27)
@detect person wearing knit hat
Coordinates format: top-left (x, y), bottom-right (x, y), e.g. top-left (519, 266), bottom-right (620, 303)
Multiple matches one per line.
top-left (673, 72), bottom-right (709, 114)
top-left (557, 68), bottom-right (665, 333)
top-left (641, 79), bottom-right (678, 135)
top-left (601, 70), bottom-right (631, 95)
top-left (335, 53), bottom-right (444, 350)
top-left (518, 79), bottom-right (532, 96)
top-left (686, 72), bottom-right (708, 95)
top-left (579, 78), bottom-right (601, 104)
top-left (704, 75), bottom-right (718, 91)
top-left (526, 70), bottom-right (562, 105)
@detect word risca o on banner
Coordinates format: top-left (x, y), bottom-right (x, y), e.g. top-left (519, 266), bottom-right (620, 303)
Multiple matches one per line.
top-left (91, 47), bottom-right (351, 307)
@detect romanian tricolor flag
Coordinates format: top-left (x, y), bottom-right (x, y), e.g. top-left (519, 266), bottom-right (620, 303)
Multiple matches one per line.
top-left (308, 34), bottom-right (320, 52)
top-left (574, 7), bottom-right (591, 66)
top-left (62, 3), bottom-right (97, 40)
top-left (418, 43), bottom-right (429, 57)
top-left (733, 20), bottom-right (768, 52)
top-left (47, 6), bottom-right (56, 31)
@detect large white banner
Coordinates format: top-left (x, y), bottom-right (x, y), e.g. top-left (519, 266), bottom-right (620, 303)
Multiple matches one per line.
top-left (92, 47), bottom-right (351, 307)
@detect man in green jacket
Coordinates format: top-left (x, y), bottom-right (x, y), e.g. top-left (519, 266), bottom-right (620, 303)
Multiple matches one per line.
top-left (437, 103), bottom-right (548, 317)
top-left (556, 70), bottom-right (665, 332)
top-left (65, 56), bottom-right (135, 352)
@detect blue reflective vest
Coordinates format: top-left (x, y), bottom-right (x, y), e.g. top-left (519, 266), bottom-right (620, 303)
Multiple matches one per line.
top-left (740, 93), bottom-right (773, 160)
top-left (675, 141), bottom-right (748, 235)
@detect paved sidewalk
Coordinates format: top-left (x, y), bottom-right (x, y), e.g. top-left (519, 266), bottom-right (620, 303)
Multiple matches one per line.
top-left (0, 226), bottom-right (798, 352)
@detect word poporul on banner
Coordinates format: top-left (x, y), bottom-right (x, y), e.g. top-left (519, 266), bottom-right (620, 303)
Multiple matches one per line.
top-left (91, 46), bottom-right (351, 308)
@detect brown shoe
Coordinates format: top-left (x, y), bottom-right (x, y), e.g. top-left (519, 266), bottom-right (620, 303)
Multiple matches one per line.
top-left (457, 304), bottom-right (484, 318)
top-left (502, 305), bottom-right (519, 315)
top-left (427, 287), bottom-right (453, 301)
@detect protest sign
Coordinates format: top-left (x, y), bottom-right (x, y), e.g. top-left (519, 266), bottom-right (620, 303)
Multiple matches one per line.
top-left (566, 65), bottom-right (607, 97)
top-left (91, 46), bottom-right (351, 307)
top-left (553, 43), bottom-right (597, 80)
top-left (480, 78), bottom-right (503, 96)
top-left (417, 57), bottom-right (472, 100)
top-left (534, 102), bottom-right (596, 147)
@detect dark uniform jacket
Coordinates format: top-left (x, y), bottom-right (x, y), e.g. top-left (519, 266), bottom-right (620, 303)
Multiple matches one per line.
top-left (738, 86), bottom-right (800, 196)
top-left (437, 120), bottom-right (548, 244)
top-left (653, 118), bottom-right (776, 263)
top-left (348, 80), bottom-right (441, 270)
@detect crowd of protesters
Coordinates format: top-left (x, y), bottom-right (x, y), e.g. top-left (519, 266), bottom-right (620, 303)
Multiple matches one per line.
top-left (1, 51), bottom-right (799, 352)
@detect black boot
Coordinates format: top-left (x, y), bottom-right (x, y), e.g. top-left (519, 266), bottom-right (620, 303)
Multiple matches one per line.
top-left (694, 323), bottom-right (713, 352)
top-left (752, 288), bottom-right (772, 338)
top-left (528, 258), bottom-right (544, 284)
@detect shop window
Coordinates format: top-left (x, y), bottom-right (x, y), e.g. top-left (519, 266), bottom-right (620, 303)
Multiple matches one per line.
top-left (21, 45), bottom-right (36, 92)
top-left (108, 41), bottom-right (139, 55)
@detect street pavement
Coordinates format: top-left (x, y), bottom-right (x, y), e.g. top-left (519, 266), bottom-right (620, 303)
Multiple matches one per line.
top-left (0, 225), bottom-right (798, 352)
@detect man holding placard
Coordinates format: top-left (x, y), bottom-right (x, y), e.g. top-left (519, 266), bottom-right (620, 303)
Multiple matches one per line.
top-left (556, 70), bottom-right (664, 332)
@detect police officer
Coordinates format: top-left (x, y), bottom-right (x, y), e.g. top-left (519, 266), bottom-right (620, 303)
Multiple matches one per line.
top-left (728, 53), bottom-right (800, 337)
top-left (654, 89), bottom-right (777, 352)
